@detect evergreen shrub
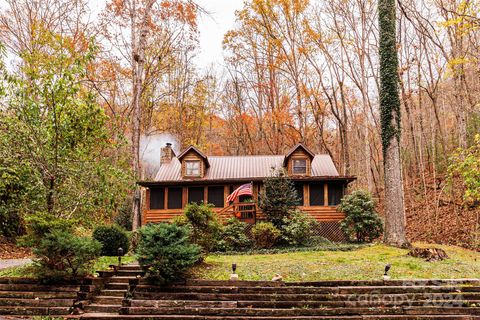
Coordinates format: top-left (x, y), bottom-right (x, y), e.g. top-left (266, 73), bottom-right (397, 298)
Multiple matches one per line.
top-left (135, 223), bottom-right (201, 285)
top-left (93, 224), bottom-right (130, 256)
top-left (338, 190), bottom-right (384, 243)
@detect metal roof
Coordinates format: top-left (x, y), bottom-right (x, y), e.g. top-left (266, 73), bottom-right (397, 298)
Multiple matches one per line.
top-left (153, 154), bottom-right (340, 182)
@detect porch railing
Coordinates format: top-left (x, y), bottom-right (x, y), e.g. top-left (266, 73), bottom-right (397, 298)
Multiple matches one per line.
top-left (219, 202), bottom-right (258, 222)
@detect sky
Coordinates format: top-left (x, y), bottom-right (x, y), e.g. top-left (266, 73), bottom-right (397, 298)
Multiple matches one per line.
top-left (194, 0), bottom-right (244, 69)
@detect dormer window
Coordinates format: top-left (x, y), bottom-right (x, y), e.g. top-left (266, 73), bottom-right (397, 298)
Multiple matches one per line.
top-left (185, 160), bottom-right (201, 176)
top-left (292, 159), bottom-right (307, 174)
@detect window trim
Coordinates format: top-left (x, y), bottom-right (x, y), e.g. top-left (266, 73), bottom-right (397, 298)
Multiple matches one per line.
top-left (292, 158), bottom-right (307, 175)
top-left (185, 160), bottom-right (201, 177)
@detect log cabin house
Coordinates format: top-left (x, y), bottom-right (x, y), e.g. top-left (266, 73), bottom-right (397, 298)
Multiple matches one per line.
top-left (138, 143), bottom-right (356, 226)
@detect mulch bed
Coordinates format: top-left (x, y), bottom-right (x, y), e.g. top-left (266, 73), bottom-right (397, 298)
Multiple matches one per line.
top-left (0, 237), bottom-right (32, 259)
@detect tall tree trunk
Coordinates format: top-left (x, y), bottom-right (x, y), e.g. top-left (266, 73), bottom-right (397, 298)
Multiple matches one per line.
top-left (131, 0), bottom-right (155, 230)
top-left (379, 0), bottom-right (408, 247)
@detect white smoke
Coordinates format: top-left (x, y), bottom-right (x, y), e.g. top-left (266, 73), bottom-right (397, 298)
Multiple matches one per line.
top-left (140, 133), bottom-right (179, 179)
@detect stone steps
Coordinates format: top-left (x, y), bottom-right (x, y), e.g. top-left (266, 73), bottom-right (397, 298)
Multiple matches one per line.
top-left (0, 290), bottom-right (78, 299)
top-left (132, 291), bottom-right (480, 301)
top-left (85, 304), bottom-right (124, 313)
top-left (94, 296), bottom-right (125, 304)
top-left (74, 314), bottom-right (479, 320)
top-left (106, 282), bottom-right (130, 290)
top-left (0, 306), bottom-right (72, 316)
top-left (79, 263), bottom-right (146, 316)
top-left (101, 289), bottom-right (128, 297)
top-left (119, 306), bottom-right (480, 316)
top-left (0, 298), bottom-right (76, 307)
top-left (133, 284), bottom-right (480, 294)
top-left (116, 279), bottom-right (480, 319)
top-left (125, 299), bottom-right (480, 309)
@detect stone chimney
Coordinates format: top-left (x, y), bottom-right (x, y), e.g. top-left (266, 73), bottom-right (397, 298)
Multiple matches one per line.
top-left (160, 143), bottom-right (174, 165)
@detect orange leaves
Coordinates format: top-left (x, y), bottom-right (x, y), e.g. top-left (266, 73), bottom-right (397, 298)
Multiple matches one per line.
top-left (159, 0), bottom-right (198, 28)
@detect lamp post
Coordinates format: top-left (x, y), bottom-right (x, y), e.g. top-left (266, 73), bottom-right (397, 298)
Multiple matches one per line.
top-left (118, 247), bottom-right (124, 267)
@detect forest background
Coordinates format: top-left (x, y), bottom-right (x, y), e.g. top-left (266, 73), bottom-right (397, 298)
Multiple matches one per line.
top-left (0, 0), bottom-right (478, 249)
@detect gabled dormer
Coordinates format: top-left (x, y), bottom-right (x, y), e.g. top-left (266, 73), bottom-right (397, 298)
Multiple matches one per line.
top-left (177, 145), bottom-right (210, 179)
top-left (283, 143), bottom-right (315, 176)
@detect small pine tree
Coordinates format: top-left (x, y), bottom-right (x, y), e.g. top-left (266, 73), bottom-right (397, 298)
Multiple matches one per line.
top-left (259, 168), bottom-right (299, 227)
top-left (338, 190), bottom-right (384, 243)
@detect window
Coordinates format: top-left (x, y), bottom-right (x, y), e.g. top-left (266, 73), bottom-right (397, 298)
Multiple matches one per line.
top-left (150, 187), bottom-right (165, 209)
top-left (208, 186), bottom-right (225, 207)
top-left (167, 187), bottom-right (182, 209)
top-left (294, 183), bottom-right (304, 206)
top-left (328, 183), bottom-right (344, 206)
top-left (185, 160), bottom-right (201, 176)
top-left (292, 159), bottom-right (307, 174)
top-left (309, 183), bottom-right (325, 206)
top-left (188, 186), bottom-right (204, 204)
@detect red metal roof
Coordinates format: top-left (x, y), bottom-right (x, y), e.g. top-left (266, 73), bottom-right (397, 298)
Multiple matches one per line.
top-left (154, 154), bottom-right (340, 182)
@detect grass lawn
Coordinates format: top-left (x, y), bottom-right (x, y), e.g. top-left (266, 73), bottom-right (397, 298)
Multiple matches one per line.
top-left (192, 243), bottom-right (480, 281)
top-left (0, 255), bottom-right (137, 278)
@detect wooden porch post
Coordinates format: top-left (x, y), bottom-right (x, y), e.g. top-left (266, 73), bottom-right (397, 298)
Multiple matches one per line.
top-left (324, 183), bottom-right (329, 207)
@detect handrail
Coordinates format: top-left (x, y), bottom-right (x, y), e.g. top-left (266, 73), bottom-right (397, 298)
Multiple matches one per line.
top-left (219, 202), bottom-right (258, 215)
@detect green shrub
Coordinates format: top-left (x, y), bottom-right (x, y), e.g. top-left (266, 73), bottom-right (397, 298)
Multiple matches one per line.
top-left (18, 212), bottom-right (76, 247)
top-left (251, 222), bottom-right (281, 248)
top-left (218, 218), bottom-right (252, 251)
top-left (33, 229), bottom-right (101, 281)
top-left (338, 190), bottom-right (384, 243)
top-left (259, 169), bottom-right (299, 228)
top-left (93, 225), bottom-right (130, 256)
top-left (135, 223), bottom-right (201, 285)
top-left (281, 210), bottom-right (312, 246)
top-left (182, 203), bottom-right (223, 253)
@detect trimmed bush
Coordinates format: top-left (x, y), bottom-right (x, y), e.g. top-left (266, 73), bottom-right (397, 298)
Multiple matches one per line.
top-left (93, 225), bottom-right (130, 256)
top-left (218, 218), bottom-right (252, 251)
top-left (251, 222), bottom-right (281, 248)
top-left (33, 229), bottom-right (101, 281)
top-left (182, 203), bottom-right (223, 253)
top-left (281, 210), bottom-right (312, 246)
top-left (338, 190), bottom-right (384, 243)
top-left (135, 223), bottom-right (201, 285)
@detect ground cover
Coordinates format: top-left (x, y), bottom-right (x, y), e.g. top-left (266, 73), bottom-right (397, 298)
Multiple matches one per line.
top-left (192, 243), bottom-right (480, 281)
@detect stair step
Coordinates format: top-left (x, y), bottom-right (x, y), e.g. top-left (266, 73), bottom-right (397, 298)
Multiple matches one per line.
top-left (109, 276), bottom-right (138, 283)
top-left (120, 306), bottom-right (480, 316)
top-left (101, 290), bottom-right (127, 297)
top-left (106, 283), bottom-right (130, 290)
top-left (73, 316), bottom-right (478, 320)
top-left (0, 306), bottom-right (72, 316)
top-left (133, 284), bottom-right (480, 295)
top-left (0, 284), bottom-right (80, 292)
top-left (132, 291), bottom-right (480, 301)
top-left (0, 298), bottom-right (75, 307)
top-left (116, 270), bottom-right (145, 277)
top-left (119, 265), bottom-right (142, 271)
top-left (94, 296), bottom-right (124, 304)
top-left (0, 290), bottom-right (78, 299)
top-left (84, 304), bottom-right (122, 313)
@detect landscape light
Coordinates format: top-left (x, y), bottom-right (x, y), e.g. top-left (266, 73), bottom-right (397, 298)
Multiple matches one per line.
top-left (118, 247), bottom-right (124, 267)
